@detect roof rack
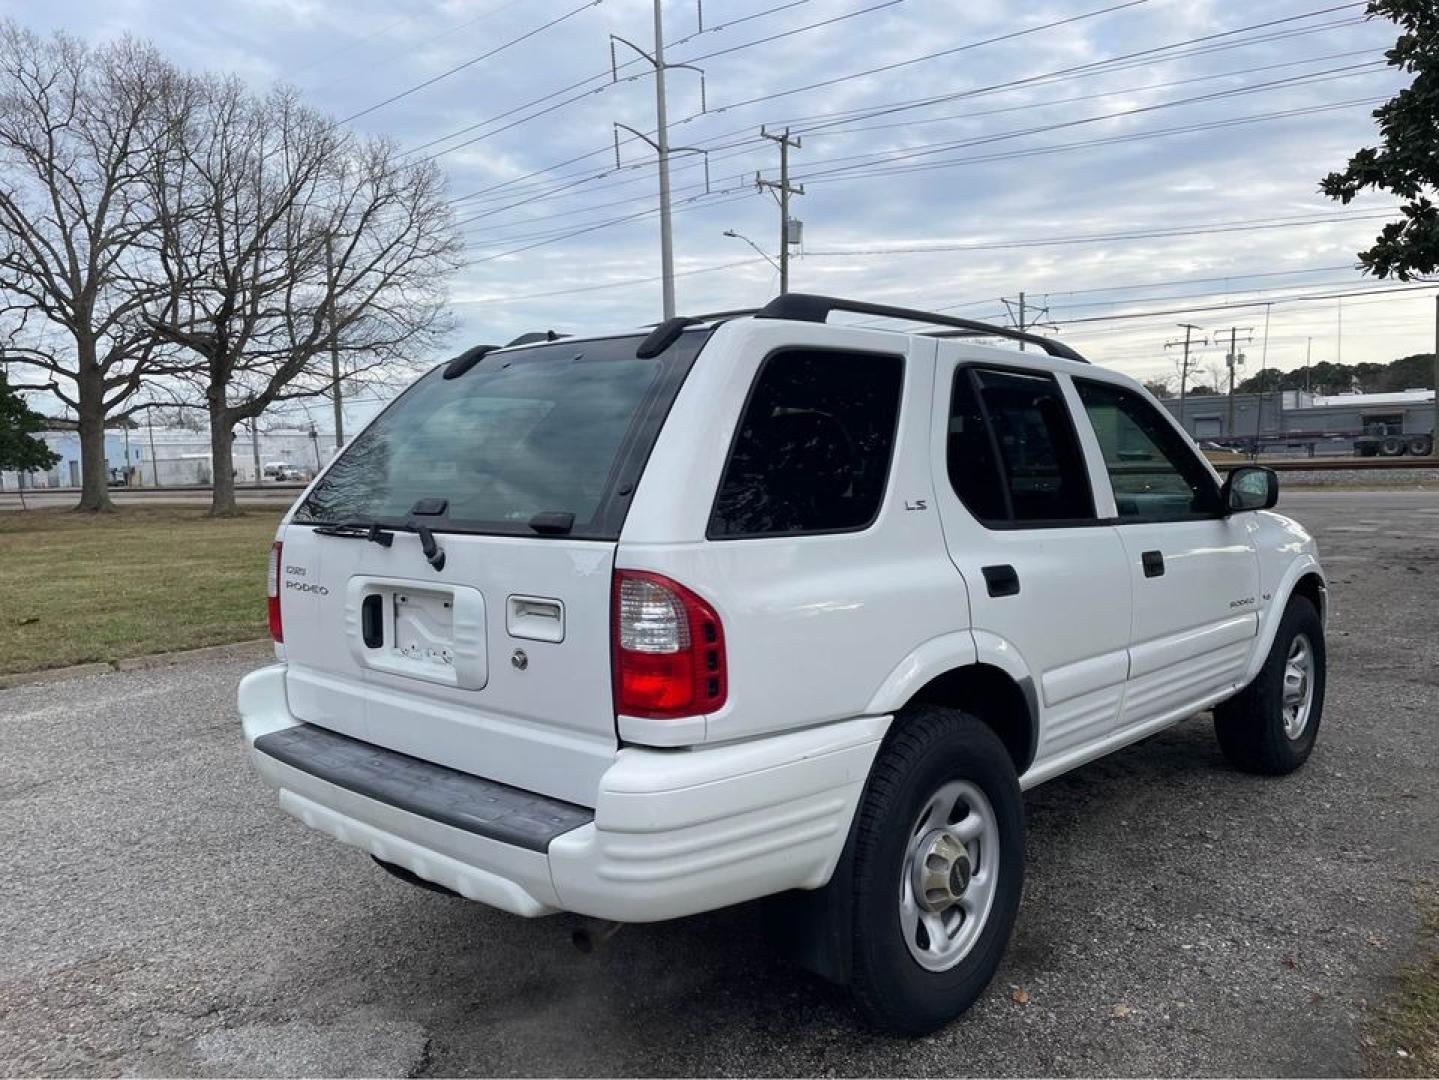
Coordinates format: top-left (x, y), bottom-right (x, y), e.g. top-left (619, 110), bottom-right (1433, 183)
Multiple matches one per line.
top-left (755, 293), bottom-right (1090, 364)
top-left (636, 308), bottom-right (761, 358)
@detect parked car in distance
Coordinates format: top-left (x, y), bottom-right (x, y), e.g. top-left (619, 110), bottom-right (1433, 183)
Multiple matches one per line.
top-left (262, 461), bottom-right (305, 482)
top-left (238, 294), bottom-right (1327, 1034)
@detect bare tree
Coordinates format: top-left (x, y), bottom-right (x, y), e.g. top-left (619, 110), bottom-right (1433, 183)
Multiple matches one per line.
top-left (148, 79), bottom-right (459, 515)
top-left (0, 22), bottom-right (181, 511)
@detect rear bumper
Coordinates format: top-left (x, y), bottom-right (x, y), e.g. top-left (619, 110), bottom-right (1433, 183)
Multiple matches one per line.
top-left (238, 665), bottom-right (889, 922)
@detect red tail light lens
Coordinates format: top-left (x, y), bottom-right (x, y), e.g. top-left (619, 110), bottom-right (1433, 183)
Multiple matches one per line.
top-left (267, 541), bottom-right (284, 643)
top-left (612, 570), bottom-right (726, 719)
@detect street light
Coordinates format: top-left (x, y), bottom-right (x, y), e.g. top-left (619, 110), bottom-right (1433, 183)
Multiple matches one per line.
top-left (723, 229), bottom-right (780, 274)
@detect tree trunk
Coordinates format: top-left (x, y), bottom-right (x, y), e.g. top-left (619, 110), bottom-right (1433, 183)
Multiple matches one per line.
top-left (209, 406), bottom-right (238, 516)
top-left (73, 339), bottom-right (114, 512)
top-left (75, 406), bottom-right (114, 513)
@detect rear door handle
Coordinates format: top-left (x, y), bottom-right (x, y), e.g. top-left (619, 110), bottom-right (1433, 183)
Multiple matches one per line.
top-left (982, 564), bottom-right (1020, 598)
top-left (1142, 550), bottom-right (1165, 578)
top-left (361, 593), bottom-right (384, 648)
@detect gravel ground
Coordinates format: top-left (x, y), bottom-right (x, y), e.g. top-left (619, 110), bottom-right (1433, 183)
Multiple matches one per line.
top-left (2, 488), bottom-right (1437, 1077)
top-left (1277, 467), bottom-right (1439, 487)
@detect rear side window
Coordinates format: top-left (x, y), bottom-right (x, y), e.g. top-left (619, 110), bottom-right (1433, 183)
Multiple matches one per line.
top-left (947, 367), bottom-right (1094, 525)
top-left (708, 349), bottom-right (903, 538)
top-left (295, 332), bottom-right (703, 539)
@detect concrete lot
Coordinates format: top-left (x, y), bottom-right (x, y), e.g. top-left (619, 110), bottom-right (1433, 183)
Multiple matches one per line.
top-left (2, 488), bottom-right (1436, 1077)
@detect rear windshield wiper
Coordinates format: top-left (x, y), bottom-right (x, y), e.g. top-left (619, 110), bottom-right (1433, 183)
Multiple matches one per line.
top-left (313, 521), bottom-right (394, 547)
top-left (528, 510), bottom-right (575, 536)
top-left (311, 519), bottom-right (445, 571)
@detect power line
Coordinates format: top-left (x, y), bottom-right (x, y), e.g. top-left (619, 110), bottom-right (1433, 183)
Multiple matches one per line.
top-left (798, 46), bottom-right (1382, 139)
top-left (454, 47), bottom-right (1386, 229)
top-left (454, 67), bottom-right (1390, 247)
top-left (402, 0), bottom-right (820, 160)
top-left (684, 2), bottom-right (1363, 127)
top-left (408, 0), bottom-right (906, 164)
top-left (460, 93), bottom-right (1392, 260)
top-left (797, 97), bottom-right (1387, 186)
top-left (458, 257), bottom-right (770, 304)
top-left (296, 0), bottom-right (533, 86)
top-left (445, 6), bottom-right (1375, 220)
top-left (338, 0), bottom-right (604, 126)
top-left (788, 63), bottom-right (1386, 184)
top-left (806, 209), bottom-right (1401, 259)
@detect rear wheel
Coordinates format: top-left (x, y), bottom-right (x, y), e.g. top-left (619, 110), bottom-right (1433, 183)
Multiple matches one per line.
top-left (1407, 434), bottom-right (1434, 457)
top-left (847, 707), bottom-right (1024, 1035)
top-left (1380, 436), bottom-right (1405, 457)
top-left (1214, 596), bottom-right (1325, 775)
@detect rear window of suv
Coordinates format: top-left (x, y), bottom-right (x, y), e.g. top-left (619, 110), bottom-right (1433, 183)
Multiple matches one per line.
top-left (295, 332), bottom-right (705, 539)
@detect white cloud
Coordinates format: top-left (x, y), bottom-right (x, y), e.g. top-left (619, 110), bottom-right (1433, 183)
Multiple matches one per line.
top-left (1, 0), bottom-right (1421, 386)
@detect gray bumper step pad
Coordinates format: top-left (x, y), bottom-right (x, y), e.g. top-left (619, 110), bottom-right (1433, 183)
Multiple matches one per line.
top-left (253, 723), bottom-right (594, 852)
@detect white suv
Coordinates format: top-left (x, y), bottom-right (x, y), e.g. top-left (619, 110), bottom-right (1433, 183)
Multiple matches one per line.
top-left (239, 294), bottom-right (1326, 1033)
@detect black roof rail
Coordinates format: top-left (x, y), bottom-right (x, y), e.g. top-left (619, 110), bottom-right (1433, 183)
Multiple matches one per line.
top-left (442, 343), bottom-right (499, 380)
top-left (754, 293), bottom-right (1090, 364)
top-left (635, 308), bottom-right (761, 359)
top-left (506, 329), bottom-right (569, 348)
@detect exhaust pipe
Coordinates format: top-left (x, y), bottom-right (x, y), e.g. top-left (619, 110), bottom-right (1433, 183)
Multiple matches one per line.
top-left (571, 919), bottom-right (624, 953)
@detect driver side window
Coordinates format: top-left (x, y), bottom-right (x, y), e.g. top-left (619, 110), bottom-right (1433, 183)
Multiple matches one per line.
top-left (1075, 379), bottom-right (1220, 521)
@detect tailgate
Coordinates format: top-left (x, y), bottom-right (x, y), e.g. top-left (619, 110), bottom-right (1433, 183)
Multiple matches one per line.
top-left (279, 525), bottom-right (616, 807)
top-left (275, 329), bottom-right (710, 807)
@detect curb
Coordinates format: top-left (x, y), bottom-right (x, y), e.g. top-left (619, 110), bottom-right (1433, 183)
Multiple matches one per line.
top-left (0, 639), bottom-right (272, 691)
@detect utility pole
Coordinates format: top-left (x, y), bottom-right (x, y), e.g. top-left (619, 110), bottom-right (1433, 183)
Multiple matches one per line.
top-left (609, 6), bottom-right (707, 320)
top-left (1257, 304), bottom-right (1273, 448)
top-left (325, 238), bottom-right (344, 449)
top-left (1002, 292), bottom-right (1053, 351)
top-left (1305, 337), bottom-right (1313, 395)
top-left (1216, 325), bottom-right (1253, 435)
top-left (756, 127), bottom-right (803, 294)
top-left (1165, 324), bottom-right (1207, 430)
top-left (1432, 293), bottom-right (1438, 458)
top-left (146, 409), bottom-right (159, 488)
top-left (250, 418), bottom-right (263, 486)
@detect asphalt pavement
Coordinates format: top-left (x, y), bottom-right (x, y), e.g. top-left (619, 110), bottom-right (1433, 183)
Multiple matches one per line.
top-left (2, 488), bottom-right (1437, 1077)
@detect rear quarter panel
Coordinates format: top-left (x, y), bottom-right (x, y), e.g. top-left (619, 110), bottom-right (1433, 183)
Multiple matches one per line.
top-left (620, 321), bottom-right (970, 744)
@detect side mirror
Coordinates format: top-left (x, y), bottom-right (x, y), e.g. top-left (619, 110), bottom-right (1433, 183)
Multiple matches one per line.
top-left (1223, 465), bottom-right (1279, 514)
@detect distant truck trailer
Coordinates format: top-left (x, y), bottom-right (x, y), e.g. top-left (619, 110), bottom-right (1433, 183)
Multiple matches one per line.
top-left (1351, 424), bottom-right (1433, 457)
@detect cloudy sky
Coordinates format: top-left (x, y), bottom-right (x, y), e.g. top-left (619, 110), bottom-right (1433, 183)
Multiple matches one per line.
top-left (5, 0), bottom-right (1428, 430)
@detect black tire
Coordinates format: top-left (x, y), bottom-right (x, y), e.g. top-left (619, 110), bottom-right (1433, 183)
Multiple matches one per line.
top-left (1213, 596), bottom-right (1325, 775)
top-left (847, 707), bottom-right (1024, 1035)
top-left (1380, 436), bottom-right (1405, 457)
top-left (1407, 434), bottom-right (1434, 457)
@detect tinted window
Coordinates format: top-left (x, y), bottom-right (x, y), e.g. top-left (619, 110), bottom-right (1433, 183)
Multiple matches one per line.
top-left (296, 333), bottom-right (700, 539)
top-left (708, 349), bottom-right (903, 538)
top-left (946, 369), bottom-right (1006, 521)
top-left (1075, 378), bottom-right (1219, 521)
top-left (947, 367), bottom-right (1093, 524)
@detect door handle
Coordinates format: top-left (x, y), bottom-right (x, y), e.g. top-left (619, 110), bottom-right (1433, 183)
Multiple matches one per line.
top-left (982, 564), bottom-right (1021, 598)
top-left (1141, 550), bottom-right (1165, 578)
top-left (361, 594), bottom-right (384, 648)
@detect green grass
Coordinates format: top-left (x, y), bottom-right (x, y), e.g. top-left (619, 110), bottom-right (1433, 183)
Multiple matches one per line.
top-left (1367, 899), bottom-right (1439, 1077)
top-left (0, 507), bottom-right (283, 675)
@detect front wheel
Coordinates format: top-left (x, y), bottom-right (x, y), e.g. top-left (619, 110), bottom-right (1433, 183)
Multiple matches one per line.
top-left (846, 707), bottom-right (1025, 1035)
top-left (1214, 595), bottom-right (1325, 775)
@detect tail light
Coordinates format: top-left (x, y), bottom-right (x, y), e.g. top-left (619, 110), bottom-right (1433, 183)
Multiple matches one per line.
top-left (267, 541), bottom-right (284, 643)
top-left (612, 570), bottom-right (726, 719)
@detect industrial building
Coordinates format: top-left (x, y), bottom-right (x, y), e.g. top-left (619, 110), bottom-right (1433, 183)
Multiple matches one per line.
top-left (0, 424), bottom-right (341, 491)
